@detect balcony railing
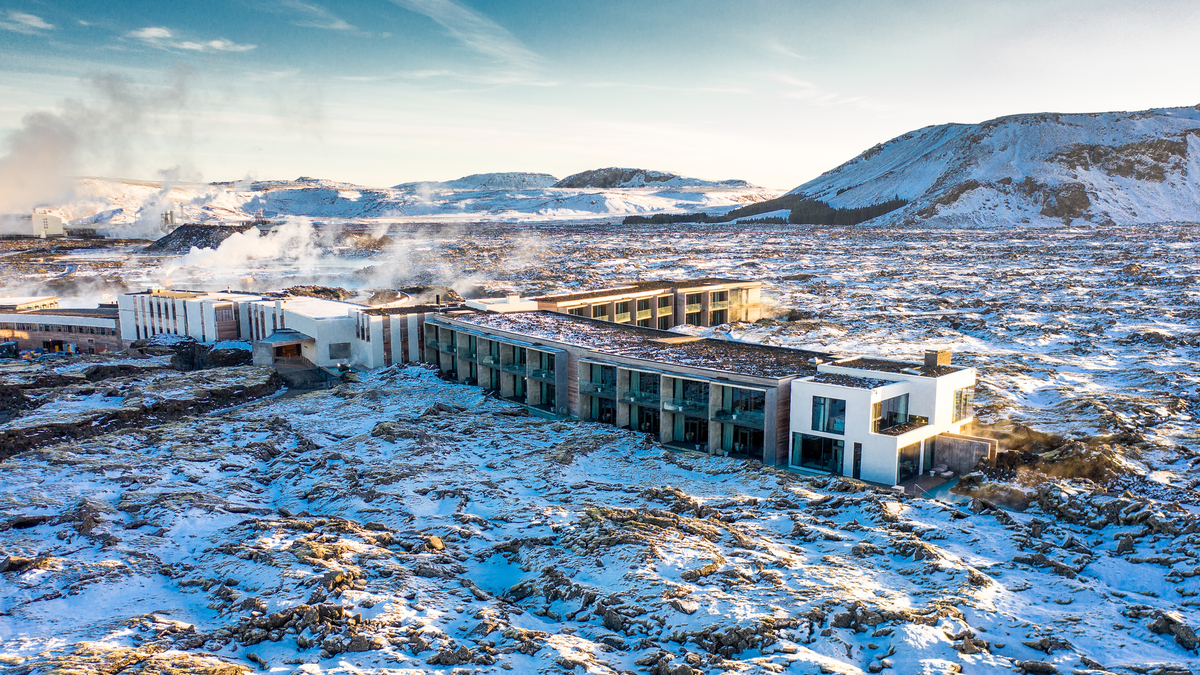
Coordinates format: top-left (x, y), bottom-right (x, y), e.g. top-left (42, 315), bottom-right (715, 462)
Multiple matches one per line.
top-left (426, 339), bottom-right (440, 351)
top-left (875, 414), bottom-right (930, 436)
top-left (709, 300), bottom-right (729, 310)
top-left (662, 397), bottom-right (708, 416)
top-left (614, 312), bottom-right (631, 323)
top-left (439, 341), bottom-right (457, 353)
top-left (636, 309), bottom-right (653, 320)
top-left (580, 381), bottom-right (617, 398)
top-left (457, 348), bottom-right (477, 360)
top-left (479, 354), bottom-right (501, 367)
top-left (529, 368), bottom-right (556, 381)
top-left (502, 362), bottom-right (528, 375)
top-left (713, 408), bottom-right (765, 428)
top-left (619, 389), bottom-right (661, 407)
top-left (657, 306), bottom-right (672, 315)
top-left (685, 303), bottom-right (702, 314)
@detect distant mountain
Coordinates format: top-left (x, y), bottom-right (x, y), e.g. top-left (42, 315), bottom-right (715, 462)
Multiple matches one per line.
top-left (393, 172), bottom-right (558, 190)
top-left (786, 105), bottom-right (1200, 226)
top-left (554, 167), bottom-right (752, 189)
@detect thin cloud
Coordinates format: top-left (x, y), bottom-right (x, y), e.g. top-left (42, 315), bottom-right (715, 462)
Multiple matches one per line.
top-left (279, 0), bottom-right (354, 30)
top-left (765, 39), bottom-right (811, 61)
top-left (128, 26), bottom-right (256, 53)
top-left (0, 11), bottom-right (55, 34)
top-left (386, 0), bottom-right (541, 71)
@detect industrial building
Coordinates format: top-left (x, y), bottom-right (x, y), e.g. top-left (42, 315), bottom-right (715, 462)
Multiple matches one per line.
top-left (0, 296), bottom-right (122, 354)
top-left (532, 278), bottom-right (762, 329)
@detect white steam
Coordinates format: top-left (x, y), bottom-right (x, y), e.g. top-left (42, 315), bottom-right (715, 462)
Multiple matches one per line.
top-left (0, 68), bottom-right (199, 234)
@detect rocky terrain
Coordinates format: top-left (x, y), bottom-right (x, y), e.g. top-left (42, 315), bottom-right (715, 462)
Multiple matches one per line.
top-left (3, 364), bottom-right (1199, 675)
top-left (145, 224), bottom-right (258, 254)
top-left (787, 105), bottom-right (1200, 227)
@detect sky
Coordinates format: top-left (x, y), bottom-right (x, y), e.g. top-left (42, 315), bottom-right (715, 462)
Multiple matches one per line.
top-left (0, 0), bottom-right (1198, 190)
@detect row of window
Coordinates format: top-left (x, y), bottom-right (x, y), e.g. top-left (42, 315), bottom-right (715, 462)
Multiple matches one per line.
top-left (0, 322), bottom-right (116, 336)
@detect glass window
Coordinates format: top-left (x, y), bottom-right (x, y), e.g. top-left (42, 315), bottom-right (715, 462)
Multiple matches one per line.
top-left (592, 305), bottom-right (608, 319)
top-left (812, 396), bottom-right (846, 434)
top-left (685, 293), bottom-right (702, 305)
top-left (616, 301), bottom-right (630, 314)
top-left (637, 298), bottom-right (651, 312)
top-left (872, 394), bottom-right (910, 432)
top-left (568, 307), bottom-right (587, 317)
top-left (658, 317), bottom-right (671, 330)
top-left (953, 386), bottom-right (974, 422)
top-left (898, 442), bottom-right (921, 482)
top-left (792, 433), bottom-right (844, 475)
top-left (658, 296), bottom-right (672, 308)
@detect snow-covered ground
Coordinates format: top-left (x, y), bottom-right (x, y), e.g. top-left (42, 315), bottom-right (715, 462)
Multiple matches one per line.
top-left (3, 365), bottom-right (1199, 674)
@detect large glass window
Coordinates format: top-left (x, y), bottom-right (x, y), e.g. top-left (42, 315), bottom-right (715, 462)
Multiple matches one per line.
top-left (568, 307), bottom-right (587, 317)
top-left (812, 396), bottom-right (846, 434)
top-left (592, 305), bottom-right (609, 319)
top-left (872, 393), bottom-right (909, 433)
top-left (792, 433), bottom-right (844, 475)
top-left (658, 295), bottom-right (672, 308)
top-left (953, 386), bottom-right (974, 422)
top-left (898, 442), bottom-right (921, 482)
top-left (637, 298), bottom-right (651, 312)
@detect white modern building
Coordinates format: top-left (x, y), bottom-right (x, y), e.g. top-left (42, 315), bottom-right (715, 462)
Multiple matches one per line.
top-left (32, 212), bottom-right (64, 239)
top-left (117, 288), bottom-right (431, 371)
top-left (789, 351), bottom-right (990, 485)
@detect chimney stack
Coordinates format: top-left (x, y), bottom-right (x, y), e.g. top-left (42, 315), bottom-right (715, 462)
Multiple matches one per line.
top-left (924, 349), bottom-right (951, 368)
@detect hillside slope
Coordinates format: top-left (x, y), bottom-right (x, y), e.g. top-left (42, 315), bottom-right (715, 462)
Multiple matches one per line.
top-left (555, 167), bottom-right (751, 189)
top-left (791, 105), bottom-right (1200, 226)
top-left (55, 171), bottom-right (775, 236)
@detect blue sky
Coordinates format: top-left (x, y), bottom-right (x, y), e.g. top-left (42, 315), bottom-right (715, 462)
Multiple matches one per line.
top-left (1, 0), bottom-right (1198, 189)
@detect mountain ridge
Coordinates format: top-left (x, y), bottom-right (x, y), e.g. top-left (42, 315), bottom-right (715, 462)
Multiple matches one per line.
top-left (786, 105), bottom-right (1200, 226)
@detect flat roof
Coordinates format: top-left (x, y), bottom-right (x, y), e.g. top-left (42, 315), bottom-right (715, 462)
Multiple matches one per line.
top-left (808, 372), bottom-right (896, 390)
top-left (21, 308), bottom-right (119, 318)
top-left (835, 357), bottom-right (964, 377)
top-left (361, 304), bottom-right (444, 316)
top-left (533, 278), bottom-right (759, 304)
top-left (439, 310), bottom-right (828, 380)
top-left (269, 296), bottom-right (362, 319)
top-left (0, 296), bottom-right (57, 308)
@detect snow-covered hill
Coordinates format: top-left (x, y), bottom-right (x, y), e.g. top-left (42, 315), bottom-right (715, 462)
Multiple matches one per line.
top-left (393, 172), bottom-right (559, 190)
top-left (791, 105), bottom-right (1200, 226)
top-left (554, 167), bottom-right (752, 189)
top-left (52, 170), bottom-right (776, 237)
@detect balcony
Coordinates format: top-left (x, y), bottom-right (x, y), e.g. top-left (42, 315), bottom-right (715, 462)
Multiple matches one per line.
top-left (479, 354), bottom-right (501, 367)
top-left (614, 312), bottom-right (631, 323)
top-left (502, 362), bottom-right (528, 375)
top-left (636, 309), bottom-right (653, 320)
top-left (662, 397), bottom-right (708, 416)
top-left (457, 348), bottom-right (477, 360)
top-left (580, 381), bottom-right (616, 398)
top-left (439, 341), bottom-right (457, 354)
top-left (657, 306), bottom-right (672, 315)
top-left (709, 300), bottom-right (729, 310)
top-left (685, 303), bottom-right (702, 314)
top-left (425, 339), bottom-right (440, 351)
top-left (714, 408), bottom-right (765, 428)
top-left (619, 389), bottom-right (661, 407)
top-left (875, 415), bottom-right (930, 436)
top-left (529, 368), bottom-right (556, 382)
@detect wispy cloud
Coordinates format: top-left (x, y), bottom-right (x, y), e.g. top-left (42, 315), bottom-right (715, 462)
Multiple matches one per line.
top-left (127, 26), bottom-right (256, 52)
top-left (0, 11), bottom-right (55, 34)
top-left (278, 0), bottom-right (354, 30)
top-left (386, 0), bottom-right (540, 71)
top-left (765, 39), bottom-right (811, 61)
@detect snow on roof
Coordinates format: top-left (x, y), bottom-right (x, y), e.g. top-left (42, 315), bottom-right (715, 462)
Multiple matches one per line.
top-left (0, 296), bottom-right (57, 309)
top-left (835, 357), bottom-right (964, 377)
top-left (533, 278), bottom-right (759, 304)
top-left (807, 372), bottom-right (896, 390)
top-left (272, 296), bottom-right (362, 319)
top-left (444, 310), bottom-right (829, 380)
